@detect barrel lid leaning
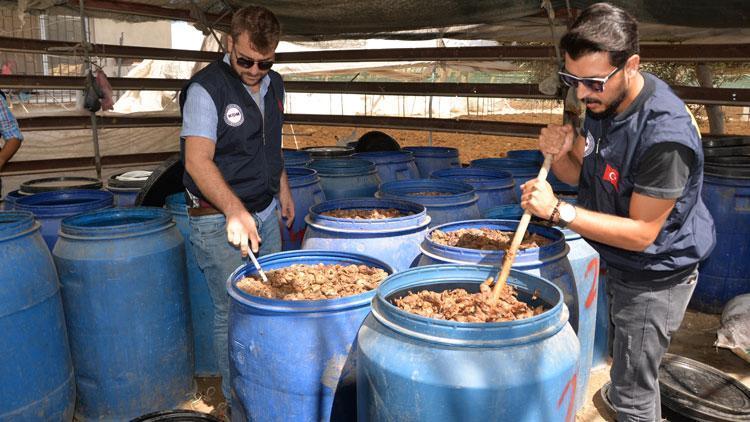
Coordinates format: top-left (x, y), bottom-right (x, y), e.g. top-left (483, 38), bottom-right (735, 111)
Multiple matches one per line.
top-left (658, 353), bottom-right (750, 421)
top-left (20, 176), bottom-right (102, 194)
top-left (135, 153), bottom-right (184, 207)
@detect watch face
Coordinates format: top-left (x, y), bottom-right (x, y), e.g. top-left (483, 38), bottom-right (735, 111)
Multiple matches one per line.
top-left (560, 203), bottom-right (576, 224)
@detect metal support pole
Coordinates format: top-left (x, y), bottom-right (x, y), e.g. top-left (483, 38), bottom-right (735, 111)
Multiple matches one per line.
top-left (78, 0), bottom-right (103, 180)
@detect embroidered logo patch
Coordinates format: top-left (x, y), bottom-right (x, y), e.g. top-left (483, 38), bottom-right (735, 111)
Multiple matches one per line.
top-left (583, 131), bottom-right (595, 157)
top-left (602, 163), bottom-right (620, 191)
top-left (223, 104), bottom-right (244, 127)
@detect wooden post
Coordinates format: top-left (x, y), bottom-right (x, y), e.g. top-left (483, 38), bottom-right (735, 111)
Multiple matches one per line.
top-left (696, 63), bottom-right (726, 135)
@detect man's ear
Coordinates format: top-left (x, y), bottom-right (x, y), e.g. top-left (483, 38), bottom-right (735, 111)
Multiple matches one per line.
top-left (627, 54), bottom-right (641, 77)
top-left (227, 35), bottom-right (234, 52)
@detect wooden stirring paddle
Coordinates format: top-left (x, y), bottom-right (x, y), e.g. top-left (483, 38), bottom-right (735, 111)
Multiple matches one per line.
top-left (491, 153), bottom-right (553, 301)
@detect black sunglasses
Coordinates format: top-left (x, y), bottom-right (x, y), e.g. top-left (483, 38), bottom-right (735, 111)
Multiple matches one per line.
top-left (558, 66), bottom-right (623, 93)
top-left (233, 50), bottom-right (274, 70)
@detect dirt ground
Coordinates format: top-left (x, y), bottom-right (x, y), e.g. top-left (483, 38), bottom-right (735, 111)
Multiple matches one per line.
top-left (576, 310), bottom-right (750, 421)
top-left (177, 310), bottom-right (749, 420)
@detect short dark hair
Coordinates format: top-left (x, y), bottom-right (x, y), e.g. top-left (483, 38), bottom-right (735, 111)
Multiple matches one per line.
top-left (230, 5), bottom-right (280, 54)
top-left (559, 3), bottom-right (639, 67)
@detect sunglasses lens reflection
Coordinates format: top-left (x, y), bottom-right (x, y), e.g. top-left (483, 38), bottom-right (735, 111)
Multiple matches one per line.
top-left (237, 57), bottom-right (273, 70)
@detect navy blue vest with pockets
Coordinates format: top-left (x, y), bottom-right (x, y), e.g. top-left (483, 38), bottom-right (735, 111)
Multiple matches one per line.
top-left (179, 59), bottom-right (284, 212)
top-left (577, 73), bottom-right (715, 273)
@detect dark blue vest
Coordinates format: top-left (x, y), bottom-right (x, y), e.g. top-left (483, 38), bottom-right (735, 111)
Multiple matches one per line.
top-left (578, 73), bottom-right (715, 273)
top-left (179, 60), bottom-right (284, 212)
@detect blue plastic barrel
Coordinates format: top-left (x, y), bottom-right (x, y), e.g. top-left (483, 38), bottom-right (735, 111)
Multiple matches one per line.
top-left (1, 189), bottom-right (25, 210)
top-left (485, 203), bottom-right (525, 220)
top-left (471, 204), bottom-right (601, 409)
top-left (0, 211), bottom-right (76, 421)
top-left (14, 189), bottom-right (113, 249)
top-left (301, 198), bottom-right (430, 271)
top-left (281, 167), bottom-right (326, 250)
top-left (165, 193), bottom-right (218, 376)
top-left (302, 146), bottom-right (354, 159)
top-left (376, 179), bottom-right (480, 226)
top-left (592, 266), bottom-right (610, 369)
top-left (418, 219), bottom-right (579, 331)
top-left (357, 264), bottom-right (579, 421)
top-left (470, 158), bottom-right (539, 200)
top-left (283, 149), bottom-right (313, 168)
top-left (106, 171), bottom-right (151, 207)
top-left (402, 146), bottom-right (460, 177)
top-left (53, 207), bottom-right (193, 420)
top-left (506, 149), bottom-right (544, 165)
top-left (352, 151), bottom-right (420, 182)
top-left (431, 167), bottom-right (517, 215)
top-left (691, 167), bottom-right (750, 313)
top-left (308, 158), bottom-right (381, 200)
top-left (228, 250), bottom-right (395, 422)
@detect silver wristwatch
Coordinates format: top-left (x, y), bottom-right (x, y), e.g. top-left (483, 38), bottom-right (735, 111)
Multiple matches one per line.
top-left (557, 202), bottom-right (577, 228)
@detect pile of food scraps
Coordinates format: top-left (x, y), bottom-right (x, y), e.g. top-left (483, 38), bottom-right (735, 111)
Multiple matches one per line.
top-left (236, 263), bottom-right (388, 300)
top-left (394, 279), bottom-right (543, 322)
top-left (430, 227), bottom-right (549, 250)
top-left (321, 208), bottom-right (412, 219)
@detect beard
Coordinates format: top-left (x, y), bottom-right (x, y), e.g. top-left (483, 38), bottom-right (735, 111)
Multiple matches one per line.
top-left (585, 87), bottom-right (628, 120)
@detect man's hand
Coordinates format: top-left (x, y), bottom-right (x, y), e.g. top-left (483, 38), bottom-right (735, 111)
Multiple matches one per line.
top-left (278, 190), bottom-right (295, 229)
top-left (539, 124), bottom-right (576, 163)
top-left (278, 170), bottom-right (295, 228)
top-left (225, 206), bottom-right (261, 256)
top-left (520, 178), bottom-right (558, 221)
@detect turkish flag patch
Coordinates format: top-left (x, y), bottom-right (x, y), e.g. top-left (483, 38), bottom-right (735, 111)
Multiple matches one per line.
top-left (602, 163), bottom-right (620, 191)
top-left (277, 98), bottom-right (284, 113)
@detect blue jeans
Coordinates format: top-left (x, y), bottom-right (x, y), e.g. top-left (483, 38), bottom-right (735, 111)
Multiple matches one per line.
top-left (189, 209), bottom-right (281, 399)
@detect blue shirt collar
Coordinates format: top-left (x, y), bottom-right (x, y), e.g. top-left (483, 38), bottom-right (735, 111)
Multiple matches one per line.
top-left (223, 53), bottom-right (270, 98)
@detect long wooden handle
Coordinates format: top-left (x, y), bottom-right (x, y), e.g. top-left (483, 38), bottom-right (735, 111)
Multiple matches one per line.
top-left (492, 154), bottom-right (554, 301)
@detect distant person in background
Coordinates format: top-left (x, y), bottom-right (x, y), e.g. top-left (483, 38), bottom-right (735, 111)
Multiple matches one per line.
top-left (520, 3), bottom-right (715, 421)
top-left (0, 90), bottom-right (23, 197)
top-left (179, 5), bottom-right (293, 412)
top-left (354, 130), bottom-right (401, 152)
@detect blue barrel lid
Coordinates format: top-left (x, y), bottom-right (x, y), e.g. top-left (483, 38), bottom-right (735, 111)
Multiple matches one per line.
top-left (470, 157), bottom-right (539, 170)
top-left (0, 210), bottom-right (37, 240)
top-left (307, 197), bottom-right (430, 232)
top-left (283, 149), bottom-right (313, 167)
top-left (372, 264), bottom-right (567, 346)
top-left (60, 207), bottom-right (173, 238)
top-left (285, 166), bottom-right (320, 188)
top-left (431, 167), bottom-right (515, 188)
top-left (506, 149), bottom-right (544, 165)
top-left (403, 146), bottom-right (459, 157)
top-left (420, 219), bottom-right (568, 265)
top-left (378, 178), bottom-right (478, 207)
top-left (15, 189), bottom-right (114, 217)
top-left (353, 150), bottom-right (415, 164)
top-left (227, 249), bottom-right (395, 312)
top-left (309, 158), bottom-right (377, 176)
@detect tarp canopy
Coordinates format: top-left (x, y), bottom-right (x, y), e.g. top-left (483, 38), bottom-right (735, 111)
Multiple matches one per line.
top-left (6, 0), bottom-right (750, 43)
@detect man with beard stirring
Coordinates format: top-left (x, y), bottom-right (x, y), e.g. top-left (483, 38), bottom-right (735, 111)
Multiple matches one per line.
top-left (520, 3), bottom-right (716, 421)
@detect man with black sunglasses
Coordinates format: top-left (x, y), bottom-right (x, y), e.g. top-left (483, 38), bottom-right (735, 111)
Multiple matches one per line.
top-left (520, 3), bottom-right (715, 421)
top-left (178, 5), bottom-right (293, 409)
